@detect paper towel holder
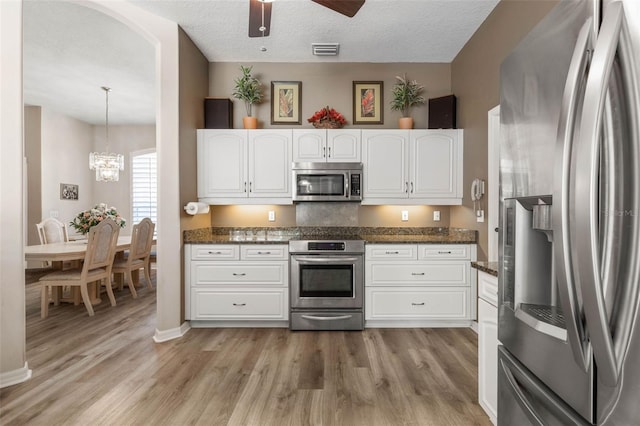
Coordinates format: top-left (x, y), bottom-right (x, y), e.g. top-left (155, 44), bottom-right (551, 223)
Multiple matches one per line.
top-left (183, 201), bottom-right (210, 215)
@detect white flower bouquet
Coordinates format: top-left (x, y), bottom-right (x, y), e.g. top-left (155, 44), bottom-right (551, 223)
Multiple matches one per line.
top-left (70, 203), bottom-right (126, 235)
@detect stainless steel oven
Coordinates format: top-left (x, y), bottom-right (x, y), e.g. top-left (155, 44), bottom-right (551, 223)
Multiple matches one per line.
top-left (289, 239), bottom-right (364, 330)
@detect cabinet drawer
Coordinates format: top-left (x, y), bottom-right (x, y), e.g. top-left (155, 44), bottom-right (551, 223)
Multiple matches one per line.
top-left (418, 245), bottom-right (470, 260)
top-left (191, 262), bottom-right (287, 286)
top-left (365, 245), bottom-right (417, 260)
top-left (367, 261), bottom-right (468, 286)
top-left (241, 244), bottom-right (288, 260)
top-left (191, 288), bottom-right (287, 320)
top-left (478, 271), bottom-right (498, 307)
top-left (191, 245), bottom-right (240, 261)
top-left (365, 287), bottom-right (469, 320)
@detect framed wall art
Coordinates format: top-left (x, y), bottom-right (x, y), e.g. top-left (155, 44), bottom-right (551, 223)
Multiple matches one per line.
top-left (271, 81), bottom-right (302, 124)
top-left (353, 81), bottom-right (383, 124)
top-left (60, 183), bottom-right (79, 200)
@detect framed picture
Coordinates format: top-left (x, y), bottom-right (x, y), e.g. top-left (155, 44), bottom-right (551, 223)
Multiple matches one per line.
top-left (271, 81), bottom-right (302, 124)
top-left (60, 183), bottom-right (79, 200)
top-left (353, 81), bottom-right (384, 124)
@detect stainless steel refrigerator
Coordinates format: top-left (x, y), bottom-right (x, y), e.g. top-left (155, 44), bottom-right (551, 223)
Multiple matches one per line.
top-left (498, 0), bottom-right (640, 424)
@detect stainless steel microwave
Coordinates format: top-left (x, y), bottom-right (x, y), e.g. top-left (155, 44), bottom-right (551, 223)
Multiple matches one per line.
top-left (292, 162), bottom-right (362, 202)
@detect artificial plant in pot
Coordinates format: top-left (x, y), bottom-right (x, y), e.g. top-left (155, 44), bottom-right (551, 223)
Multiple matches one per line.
top-left (232, 65), bottom-right (263, 129)
top-left (390, 74), bottom-right (426, 129)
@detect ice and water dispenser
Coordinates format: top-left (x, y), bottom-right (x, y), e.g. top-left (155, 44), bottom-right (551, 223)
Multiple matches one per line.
top-left (501, 196), bottom-right (567, 340)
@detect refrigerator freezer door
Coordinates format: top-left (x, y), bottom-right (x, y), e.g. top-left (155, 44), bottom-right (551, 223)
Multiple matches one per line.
top-left (497, 346), bottom-right (589, 426)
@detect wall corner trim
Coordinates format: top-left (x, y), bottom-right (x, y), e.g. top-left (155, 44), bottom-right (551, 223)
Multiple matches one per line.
top-left (0, 362), bottom-right (32, 389)
top-left (153, 322), bottom-right (191, 343)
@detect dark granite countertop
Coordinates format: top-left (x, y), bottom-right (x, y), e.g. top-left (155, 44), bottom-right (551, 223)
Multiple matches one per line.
top-left (184, 227), bottom-right (478, 245)
top-left (472, 261), bottom-right (499, 277)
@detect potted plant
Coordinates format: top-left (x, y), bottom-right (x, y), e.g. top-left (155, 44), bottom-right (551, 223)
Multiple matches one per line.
top-left (390, 74), bottom-right (426, 129)
top-left (232, 65), bottom-right (263, 129)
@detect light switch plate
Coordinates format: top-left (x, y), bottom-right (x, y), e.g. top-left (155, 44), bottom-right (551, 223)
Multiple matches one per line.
top-left (433, 210), bottom-right (441, 221)
top-left (401, 210), bottom-right (409, 221)
top-left (268, 211), bottom-right (276, 222)
top-left (476, 210), bottom-right (485, 222)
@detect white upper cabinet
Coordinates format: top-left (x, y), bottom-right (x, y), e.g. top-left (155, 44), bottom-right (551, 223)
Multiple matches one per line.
top-left (293, 129), bottom-right (361, 163)
top-left (248, 130), bottom-right (292, 198)
top-left (361, 130), bottom-right (410, 199)
top-left (197, 129), bottom-right (247, 199)
top-left (197, 129), bottom-right (293, 204)
top-left (327, 129), bottom-right (361, 162)
top-left (362, 129), bottom-right (463, 205)
top-left (410, 130), bottom-right (463, 201)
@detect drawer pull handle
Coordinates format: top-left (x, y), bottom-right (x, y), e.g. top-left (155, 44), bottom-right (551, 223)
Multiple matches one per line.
top-left (208, 251), bottom-right (223, 255)
top-left (438, 251), bottom-right (452, 254)
top-left (232, 273), bottom-right (246, 277)
top-left (412, 302), bottom-right (425, 306)
top-left (232, 303), bottom-right (246, 307)
top-left (257, 251), bottom-right (272, 255)
top-left (385, 251), bottom-right (400, 255)
top-left (411, 272), bottom-right (425, 276)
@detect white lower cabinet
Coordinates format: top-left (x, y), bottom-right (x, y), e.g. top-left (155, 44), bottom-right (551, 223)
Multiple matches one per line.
top-left (478, 271), bottom-right (498, 424)
top-left (185, 244), bottom-right (289, 325)
top-left (365, 244), bottom-right (477, 327)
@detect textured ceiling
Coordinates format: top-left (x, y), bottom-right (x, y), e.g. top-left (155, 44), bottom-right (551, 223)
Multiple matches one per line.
top-left (23, 0), bottom-right (499, 125)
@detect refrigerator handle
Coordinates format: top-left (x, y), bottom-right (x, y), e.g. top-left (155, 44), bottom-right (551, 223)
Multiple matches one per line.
top-left (574, 2), bottom-right (624, 387)
top-left (552, 18), bottom-right (593, 372)
top-left (500, 358), bottom-right (545, 426)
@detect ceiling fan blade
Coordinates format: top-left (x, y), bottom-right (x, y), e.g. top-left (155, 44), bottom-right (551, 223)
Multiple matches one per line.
top-left (311, 0), bottom-right (365, 18)
top-left (248, 0), bottom-right (272, 38)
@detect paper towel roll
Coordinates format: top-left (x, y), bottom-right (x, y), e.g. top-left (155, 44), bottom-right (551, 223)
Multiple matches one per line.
top-left (184, 202), bottom-right (210, 215)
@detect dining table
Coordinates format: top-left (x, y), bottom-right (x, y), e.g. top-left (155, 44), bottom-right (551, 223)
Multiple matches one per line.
top-left (24, 236), bottom-right (154, 305)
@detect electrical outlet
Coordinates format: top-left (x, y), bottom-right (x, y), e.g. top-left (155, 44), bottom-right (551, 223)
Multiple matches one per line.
top-left (433, 210), bottom-right (441, 221)
top-left (401, 210), bottom-right (409, 221)
top-left (50, 210), bottom-right (59, 218)
top-left (268, 210), bottom-right (276, 222)
top-left (477, 210), bottom-right (485, 223)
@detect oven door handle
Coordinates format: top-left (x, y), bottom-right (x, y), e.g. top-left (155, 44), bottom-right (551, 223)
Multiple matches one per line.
top-left (301, 314), bottom-right (353, 321)
top-left (293, 256), bottom-right (361, 264)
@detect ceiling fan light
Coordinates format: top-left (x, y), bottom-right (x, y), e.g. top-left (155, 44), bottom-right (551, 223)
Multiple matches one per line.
top-left (312, 43), bottom-right (340, 56)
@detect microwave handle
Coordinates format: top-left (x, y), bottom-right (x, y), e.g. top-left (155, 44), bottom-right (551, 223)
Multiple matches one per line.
top-left (345, 173), bottom-right (350, 198)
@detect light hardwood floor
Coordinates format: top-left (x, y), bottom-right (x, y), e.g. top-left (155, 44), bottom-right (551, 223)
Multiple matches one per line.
top-left (0, 269), bottom-right (491, 426)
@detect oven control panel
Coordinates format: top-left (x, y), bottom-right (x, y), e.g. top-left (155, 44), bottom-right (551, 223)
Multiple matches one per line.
top-left (308, 242), bottom-right (346, 251)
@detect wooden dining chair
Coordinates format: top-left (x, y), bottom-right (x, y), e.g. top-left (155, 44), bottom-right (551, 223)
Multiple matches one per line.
top-left (37, 217), bottom-right (69, 245)
top-left (112, 218), bottom-right (155, 298)
top-left (39, 218), bottom-right (120, 318)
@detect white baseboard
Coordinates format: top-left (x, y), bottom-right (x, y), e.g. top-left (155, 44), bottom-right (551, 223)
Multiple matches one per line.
top-left (153, 321), bottom-right (191, 343)
top-left (365, 320), bottom-right (474, 329)
top-left (189, 320), bottom-right (289, 328)
top-left (470, 321), bottom-right (479, 333)
top-left (0, 362), bottom-right (32, 388)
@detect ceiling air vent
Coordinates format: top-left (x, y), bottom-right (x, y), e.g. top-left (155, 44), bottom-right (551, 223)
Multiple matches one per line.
top-left (312, 43), bottom-right (340, 56)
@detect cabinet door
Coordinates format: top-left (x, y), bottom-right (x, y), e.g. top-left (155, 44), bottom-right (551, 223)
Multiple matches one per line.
top-left (410, 130), bottom-right (462, 200)
top-left (191, 288), bottom-right (288, 320)
top-left (197, 129), bottom-right (247, 198)
top-left (365, 287), bottom-right (469, 320)
top-left (361, 130), bottom-right (409, 199)
top-left (248, 130), bottom-right (292, 198)
top-left (292, 129), bottom-right (327, 162)
top-left (327, 129), bottom-right (361, 162)
top-left (478, 298), bottom-right (498, 424)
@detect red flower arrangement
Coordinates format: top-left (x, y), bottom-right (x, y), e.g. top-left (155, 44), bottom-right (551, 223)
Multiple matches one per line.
top-left (307, 106), bottom-right (347, 129)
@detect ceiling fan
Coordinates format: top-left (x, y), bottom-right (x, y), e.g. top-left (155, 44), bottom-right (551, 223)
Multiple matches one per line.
top-left (248, 0), bottom-right (365, 38)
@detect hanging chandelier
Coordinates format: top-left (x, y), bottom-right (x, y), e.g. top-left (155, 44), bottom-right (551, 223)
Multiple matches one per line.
top-left (89, 86), bottom-right (124, 182)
